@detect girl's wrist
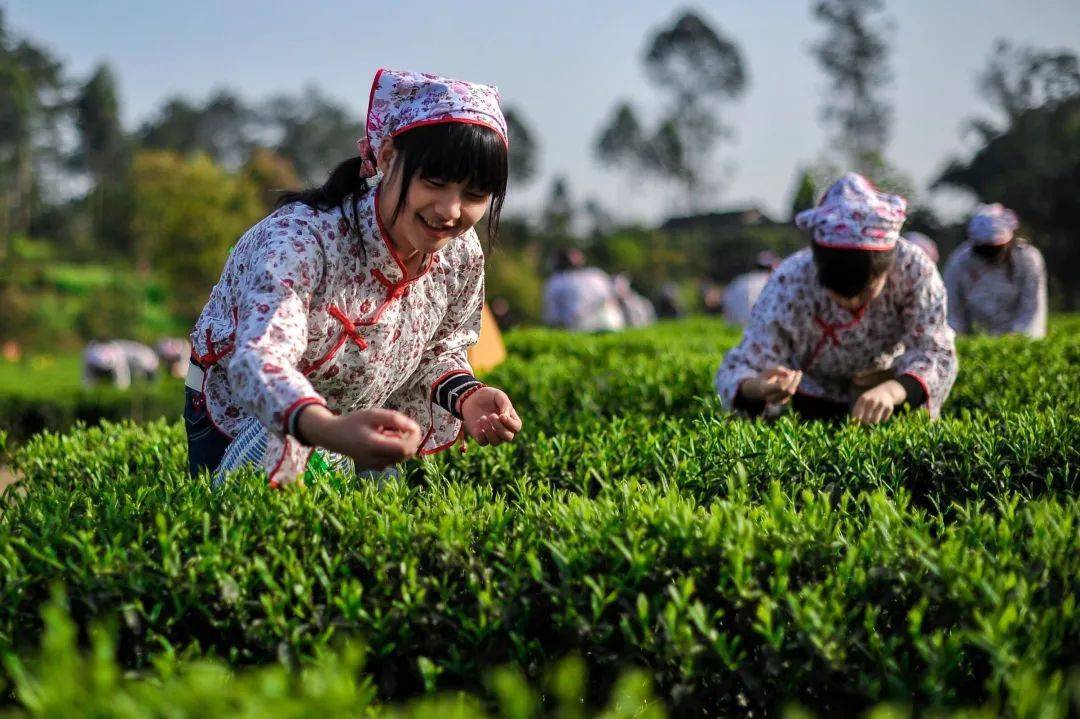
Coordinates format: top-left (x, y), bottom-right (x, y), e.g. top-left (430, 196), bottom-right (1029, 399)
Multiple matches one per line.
top-left (296, 404), bottom-right (335, 448)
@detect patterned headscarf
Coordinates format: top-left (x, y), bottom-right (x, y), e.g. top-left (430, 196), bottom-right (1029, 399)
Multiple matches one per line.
top-left (903, 231), bottom-right (940, 264)
top-left (795, 172), bottom-right (907, 251)
top-left (967, 203), bottom-right (1018, 246)
top-left (356, 68), bottom-right (508, 179)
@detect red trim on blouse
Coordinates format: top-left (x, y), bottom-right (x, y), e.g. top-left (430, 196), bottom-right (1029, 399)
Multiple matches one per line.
top-left (803, 303), bottom-right (869, 371)
top-left (416, 369), bottom-right (473, 456)
top-left (455, 383), bottom-right (484, 417)
top-left (901, 371), bottom-right (931, 410)
top-left (280, 396), bottom-right (327, 436)
top-left (373, 187), bottom-right (436, 283)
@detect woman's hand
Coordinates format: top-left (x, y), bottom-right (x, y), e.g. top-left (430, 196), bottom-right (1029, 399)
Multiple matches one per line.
top-left (297, 405), bottom-right (422, 470)
top-left (740, 367), bottom-right (803, 405)
top-left (460, 386), bottom-right (522, 446)
top-left (851, 379), bottom-right (907, 424)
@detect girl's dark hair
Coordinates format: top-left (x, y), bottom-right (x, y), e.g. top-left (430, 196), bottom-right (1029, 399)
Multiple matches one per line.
top-left (811, 242), bottom-right (896, 298)
top-left (277, 122), bottom-right (508, 240)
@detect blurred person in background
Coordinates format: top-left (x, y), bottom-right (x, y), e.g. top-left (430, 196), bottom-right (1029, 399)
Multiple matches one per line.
top-left (83, 340), bottom-right (159, 388)
top-left (542, 247), bottom-right (625, 332)
top-left (723, 250), bottom-right (779, 327)
top-left (943, 204), bottom-right (1047, 339)
top-left (655, 282), bottom-right (684, 319)
top-left (185, 69), bottom-right (522, 486)
top-left (156, 337), bottom-right (191, 379)
top-left (613, 273), bottom-right (656, 328)
top-left (716, 173), bottom-right (957, 424)
top-left (902, 231), bottom-right (939, 264)
top-left (83, 341), bottom-right (132, 389)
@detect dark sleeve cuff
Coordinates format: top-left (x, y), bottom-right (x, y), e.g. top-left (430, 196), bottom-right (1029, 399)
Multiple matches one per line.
top-left (287, 400), bottom-right (324, 446)
top-left (897, 374), bottom-right (928, 408)
top-left (432, 373), bottom-right (483, 420)
top-left (733, 380), bottom-right (767, 416)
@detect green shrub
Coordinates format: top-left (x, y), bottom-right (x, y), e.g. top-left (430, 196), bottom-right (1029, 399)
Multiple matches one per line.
top-left (0, 317), bottom-right (1076, 716)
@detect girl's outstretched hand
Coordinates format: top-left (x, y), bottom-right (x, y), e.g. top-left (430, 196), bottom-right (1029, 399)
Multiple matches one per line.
top-left (298, 405), bottom-right (422, 470)
top-left (851, 379), bottom-right (907, 425)
top-left (460, 387), bottom-right (522, 446)
top-left (741, 367), bottom-right (803, 405)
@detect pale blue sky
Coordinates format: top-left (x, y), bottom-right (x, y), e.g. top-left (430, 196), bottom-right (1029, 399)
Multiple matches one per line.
top-left (8, 0), bottom-right (1080, 222)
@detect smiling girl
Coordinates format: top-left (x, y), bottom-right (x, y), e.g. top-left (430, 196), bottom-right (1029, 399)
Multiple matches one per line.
top-left (184, 69), bottom-right (522, 486)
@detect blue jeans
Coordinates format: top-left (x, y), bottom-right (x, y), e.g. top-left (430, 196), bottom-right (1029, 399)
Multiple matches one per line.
top-left (184, 385), bottom-right (231, 478)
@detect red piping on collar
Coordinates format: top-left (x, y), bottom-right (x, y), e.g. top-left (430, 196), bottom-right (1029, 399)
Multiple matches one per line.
top-left (373, 186), bottom-right (435, 283)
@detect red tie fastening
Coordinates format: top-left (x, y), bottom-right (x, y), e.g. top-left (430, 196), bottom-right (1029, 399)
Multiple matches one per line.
top-left (372, 269), bottom-right (409, 300)
top-left (327, 305), bottom-right (368, 350)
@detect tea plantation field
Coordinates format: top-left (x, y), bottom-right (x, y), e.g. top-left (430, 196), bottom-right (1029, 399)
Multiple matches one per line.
top-left (1, 317), bottom-right (1077, 717)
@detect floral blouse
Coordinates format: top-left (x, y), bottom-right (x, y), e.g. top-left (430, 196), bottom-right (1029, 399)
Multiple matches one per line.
top-left (189, 188), bottom-right (484, 486)
top-left (715, 239), bottom-right (958, 418)
top-left (942, 240), bottom-right (1047, 339)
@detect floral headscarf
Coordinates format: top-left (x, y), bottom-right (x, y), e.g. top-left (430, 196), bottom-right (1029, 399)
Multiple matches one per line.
top-left (967, 203), bottom-right (1018, 246)
top-left (356, 68), bottom-right (508, 179)
top-left (795, 172), bottom-right (907, 251)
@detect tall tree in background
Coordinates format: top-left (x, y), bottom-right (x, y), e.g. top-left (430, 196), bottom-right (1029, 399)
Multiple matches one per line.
top-left (139, 91), bottom-right (257, 170)
top-left (73, 64), bottom-right (129, 181)
top-left (73, 64), bottom-right (135, 257)
top-left (937, 42), bottom-right (1080, 309)
top-left (0, 8), bottom-right (67, 248)
top-left (504, 108), bottom-right (538, 186)
top-left (264, 86), bottom-right (356, 185)
top-left (594, 10), bottom-right (747, 210)
top-left (541, 177), bottom-right (575, 238)
top-left (789, 169), bottom-right (817, 219)
top-left (810, 0), bottom-right (893, 175)
top-left (975, 39), bottom-right (1080, 136)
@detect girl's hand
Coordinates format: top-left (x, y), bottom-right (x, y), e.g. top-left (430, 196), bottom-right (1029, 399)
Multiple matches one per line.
top-left (740, 367), bottom-right (803, 405)
top-left (298, 405), bottom-right (422, 469)
top-left (460, 387), bottom-right (522, 446)
top-left (851, 368), bottom-right (895, 389)
top-left (851, 379), bottom-right (907, 425)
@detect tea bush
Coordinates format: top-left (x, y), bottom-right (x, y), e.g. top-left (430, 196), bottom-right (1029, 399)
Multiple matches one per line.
top-left (0, 317), bottom-right (1077, 717)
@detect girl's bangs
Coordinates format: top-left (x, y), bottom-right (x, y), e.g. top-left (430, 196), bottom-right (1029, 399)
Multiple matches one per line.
top-left (405, 122), bottom-right (508, 195)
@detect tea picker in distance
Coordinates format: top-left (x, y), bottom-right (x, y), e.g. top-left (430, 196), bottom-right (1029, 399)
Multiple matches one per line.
top-left (715, 173), bottom-right (958, 424)
top-left (942, 203), bottom-right (1047, 339)
top-left (723, 250), bottom-right (779, 327)
top-left (185, 68), bottom-right (522, 487)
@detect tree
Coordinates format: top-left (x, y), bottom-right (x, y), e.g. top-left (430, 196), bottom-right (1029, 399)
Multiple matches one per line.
top-left (937, 95), bottom-right (1080, 309)
top-left (975, 39), bottom-right (1080, 135)
top-left (594, 10), bottom-right (747, 209)
top-left (73, 64), bottom-right (129, 182)
top-left (504, 107), bottom-right (539, 185)
top-left (131, 150), bottom-right (263, 320)
top-left (789, 169), bottom-right (817, 219)
top-left (0, 8), bottom-right (68, 248)
top-left (243, 147), bottom-right (301, 212)
top-left (263, 86), bottom-right (357, 185)
top-left (541, 177), bottom-right (575, 238)
top-left (810, 0), bottom-right (893, 173)
top-left (139, 90), bottom-right (257, 170)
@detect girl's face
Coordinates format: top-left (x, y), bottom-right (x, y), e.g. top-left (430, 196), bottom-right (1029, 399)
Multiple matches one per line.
top-left (825, 272), bottom-right (888, 310)
top-left (377, 144), bottom-right (491, 258)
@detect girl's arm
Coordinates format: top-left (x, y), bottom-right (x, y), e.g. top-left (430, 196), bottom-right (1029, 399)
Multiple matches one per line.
top-left (715, 271), bottom-right (799, 414)
top-left (891, 252), bottom-right (958, 419)
top-left (224, 220), bottom-right (329, 438)
top-left (387, 236), bottom-right (519, 451)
